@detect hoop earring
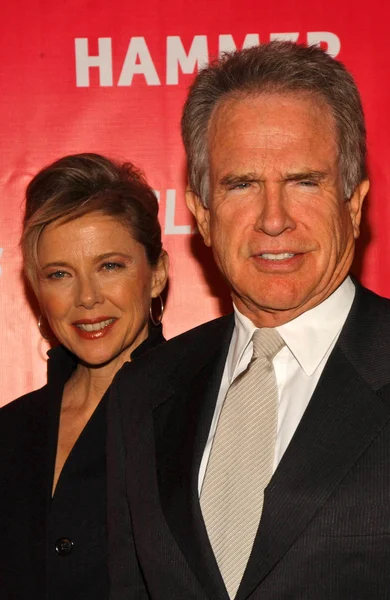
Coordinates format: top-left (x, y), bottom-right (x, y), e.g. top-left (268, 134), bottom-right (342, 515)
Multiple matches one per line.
top-left (38, 314), bottom-right (51, 341)
top-left (149, 295), bottom-right (164, 326)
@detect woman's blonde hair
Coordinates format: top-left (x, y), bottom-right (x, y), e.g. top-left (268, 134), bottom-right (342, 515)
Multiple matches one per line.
top-left (21, 153), bottom-right (162, 292)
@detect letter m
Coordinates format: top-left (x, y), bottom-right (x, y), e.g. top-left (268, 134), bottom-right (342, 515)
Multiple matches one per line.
top-left (166, 36), bottom-right (208, 85)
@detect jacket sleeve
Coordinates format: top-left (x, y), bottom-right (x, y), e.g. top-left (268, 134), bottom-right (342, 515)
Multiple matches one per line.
top-left (106, 376), bottom-right (150, 600)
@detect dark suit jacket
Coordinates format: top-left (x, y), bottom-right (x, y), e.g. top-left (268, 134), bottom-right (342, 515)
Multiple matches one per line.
top-left (0, 326), bottom-right (164, 600)
top-left (108, 284), bottom-right (390, 600)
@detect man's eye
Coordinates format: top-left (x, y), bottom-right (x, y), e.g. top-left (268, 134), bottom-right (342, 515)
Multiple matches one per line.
top-left (299, 180), bottom-right (318, 187)
top-left (231, 181), bottom-right (252, 190)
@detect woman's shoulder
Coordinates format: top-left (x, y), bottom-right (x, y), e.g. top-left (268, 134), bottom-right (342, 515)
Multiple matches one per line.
top-left (1, 345), bottom-right (75, 423)
top-left (0, 387), bottom-right (50, 476)
top-left (0, 385), bottom-right (49, 425)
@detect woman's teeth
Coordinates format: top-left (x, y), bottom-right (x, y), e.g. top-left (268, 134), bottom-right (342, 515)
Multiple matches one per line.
top-left (76, 318), bottom-right (115, 332)
top-left (260, 253), bottom-right (295, 260)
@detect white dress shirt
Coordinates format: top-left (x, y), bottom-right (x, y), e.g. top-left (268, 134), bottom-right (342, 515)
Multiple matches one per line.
top-left (198, 277), bottom-right (355, 494)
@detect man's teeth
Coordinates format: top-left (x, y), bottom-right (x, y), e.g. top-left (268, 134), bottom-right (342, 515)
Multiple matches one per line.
top-left (76, 318), bottom-right (115, 332)
top-left (260, 253), bottom-right (295, 260)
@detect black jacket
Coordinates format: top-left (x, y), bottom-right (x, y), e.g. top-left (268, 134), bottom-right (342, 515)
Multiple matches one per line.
top-left (107, 285), bottom-right (390, 600)
top-left (0, 325), bottom-right (164, 600)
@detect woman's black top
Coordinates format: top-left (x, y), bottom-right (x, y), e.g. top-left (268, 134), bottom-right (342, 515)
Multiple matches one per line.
top-left (0, 325), bottom-right (164, 600)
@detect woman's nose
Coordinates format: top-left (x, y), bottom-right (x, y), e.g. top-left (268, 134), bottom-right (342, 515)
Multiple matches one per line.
top-left (75, 276), bottom-right (103, 309)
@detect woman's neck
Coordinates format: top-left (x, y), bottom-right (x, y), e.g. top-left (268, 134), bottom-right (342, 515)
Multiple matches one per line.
top-left (63, 352), bottom-right (128, 410)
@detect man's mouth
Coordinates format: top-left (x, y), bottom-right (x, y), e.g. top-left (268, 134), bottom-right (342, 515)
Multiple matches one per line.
top-left (259, 253), bottom-right (296, 261)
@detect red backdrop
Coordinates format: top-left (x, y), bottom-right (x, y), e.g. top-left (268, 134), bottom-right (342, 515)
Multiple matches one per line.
top-left (1, 0), bottom-right (389, 405)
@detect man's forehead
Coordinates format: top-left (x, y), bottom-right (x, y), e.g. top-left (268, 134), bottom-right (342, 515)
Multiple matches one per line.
top-left (208, 90), bottom-right (335, 135)
top-left (205, 92), bottom-right (341, 193)
top-left (208, 93), bottom-right (337, 157)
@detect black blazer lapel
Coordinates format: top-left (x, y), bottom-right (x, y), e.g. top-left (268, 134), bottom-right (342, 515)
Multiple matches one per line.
top-left (237, 347), bottom-right (390, 599)
top-left (154, 315), bottom-right (234, 600)
top-left (22, 387), bottom-right (54, 559)
top-left (237, 284), bottom-right (390, 600)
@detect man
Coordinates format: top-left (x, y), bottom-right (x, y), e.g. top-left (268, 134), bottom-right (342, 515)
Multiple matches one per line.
top-left (108, 42), bottom-right (390, 599)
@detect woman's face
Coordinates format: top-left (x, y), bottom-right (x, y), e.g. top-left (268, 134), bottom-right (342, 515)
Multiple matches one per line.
top-left (36, 211), bottom-right (168, 368)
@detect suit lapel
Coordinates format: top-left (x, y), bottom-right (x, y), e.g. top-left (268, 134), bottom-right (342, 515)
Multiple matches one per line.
top-left (154, 315), bottom-right (234, 600)
top-left (152, 285), bottom-right (390, 600)
top-left (237, 284), bottom-right (390, 599)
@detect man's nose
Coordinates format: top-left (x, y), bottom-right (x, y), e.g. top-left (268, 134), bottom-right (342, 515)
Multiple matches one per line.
top-left (254, 184), bottom-right (296, 236)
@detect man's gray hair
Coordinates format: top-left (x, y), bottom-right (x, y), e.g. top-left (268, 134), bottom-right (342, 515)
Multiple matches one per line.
top-left (181, 41), bottom-right (367, 206)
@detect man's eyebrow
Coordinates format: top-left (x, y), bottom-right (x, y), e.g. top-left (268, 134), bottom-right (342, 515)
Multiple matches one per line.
top-left (284, 170), bottom-right (328, 182)
top-left (219, 172), bottom-right (259, 186)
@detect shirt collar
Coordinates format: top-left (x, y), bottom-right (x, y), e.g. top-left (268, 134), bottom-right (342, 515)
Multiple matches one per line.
top-left (231, 276), bottom-right (355, 378)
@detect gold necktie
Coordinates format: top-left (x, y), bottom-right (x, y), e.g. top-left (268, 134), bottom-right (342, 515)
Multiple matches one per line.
top-left (200, 328), bottom-right (284, 599)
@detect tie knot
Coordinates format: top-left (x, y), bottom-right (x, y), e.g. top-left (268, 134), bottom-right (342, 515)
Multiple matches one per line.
top-left (252, 328), bottom-right (284, 361)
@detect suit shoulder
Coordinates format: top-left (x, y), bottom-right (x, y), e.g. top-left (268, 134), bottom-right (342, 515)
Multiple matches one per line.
top-left (117, 314), bottom-right (233, 379)
top-left (340, 285), bottom-right (390, 389)
top-left (351, 285), bottom-right (390, 331)
top-left (359, 285), bottom-right (390, 311)
top-left (165, 313), bottom-right (233, 349)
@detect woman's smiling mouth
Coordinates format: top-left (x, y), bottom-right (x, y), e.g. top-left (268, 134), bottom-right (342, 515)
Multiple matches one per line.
top-left (72, 317), bottom-right (117, 339)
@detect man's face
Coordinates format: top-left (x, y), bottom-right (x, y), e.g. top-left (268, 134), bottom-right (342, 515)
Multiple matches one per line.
top-left (187, 93), bottom-right (369, 327)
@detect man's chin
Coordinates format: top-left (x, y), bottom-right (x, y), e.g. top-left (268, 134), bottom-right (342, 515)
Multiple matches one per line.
top-left (234, 290), bottom-right (314, 325)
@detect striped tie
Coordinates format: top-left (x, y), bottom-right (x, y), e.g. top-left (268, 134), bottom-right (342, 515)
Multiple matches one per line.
top-left (200, 328), bottom-right (284, 598)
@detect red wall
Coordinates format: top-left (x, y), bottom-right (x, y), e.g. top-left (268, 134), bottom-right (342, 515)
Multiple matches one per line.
top-left (1, 0), bottom-right (389, 405)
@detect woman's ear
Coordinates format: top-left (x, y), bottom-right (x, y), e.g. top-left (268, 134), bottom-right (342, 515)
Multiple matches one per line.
top-left (151, 250), bottom-right (169, 298)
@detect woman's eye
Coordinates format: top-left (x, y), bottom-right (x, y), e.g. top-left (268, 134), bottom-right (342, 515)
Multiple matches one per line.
top-left (48, 270), bottom-right (68, 279)
top-left (102, 262), bottom-right (123, 271)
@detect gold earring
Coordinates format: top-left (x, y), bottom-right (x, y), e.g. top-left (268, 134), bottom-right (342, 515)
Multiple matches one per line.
top-left (38, 315), bottom-right (52, 340)
top-left (149, 295), bottom-right (164, 326)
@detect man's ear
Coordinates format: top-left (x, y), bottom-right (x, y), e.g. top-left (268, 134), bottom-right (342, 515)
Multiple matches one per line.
top-left (186, 190), bottom-right (211, 247)
top-left (348, 179), bottom-right (370, 239)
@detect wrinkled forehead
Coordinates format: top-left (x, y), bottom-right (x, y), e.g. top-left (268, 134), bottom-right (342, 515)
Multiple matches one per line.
top-left (206, 94), bottom-right (341, 191)
top-left (208, 89), bottom-right (337, 143)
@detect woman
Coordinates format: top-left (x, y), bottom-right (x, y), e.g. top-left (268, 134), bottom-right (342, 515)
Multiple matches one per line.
top-left (0, 153), bottom-right (168, 600)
